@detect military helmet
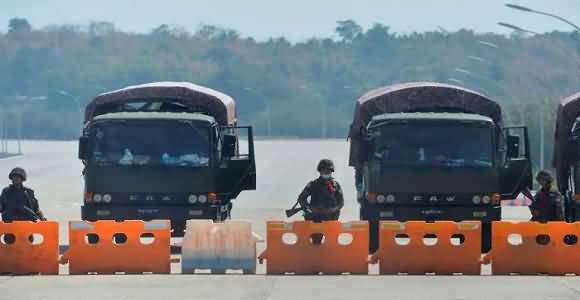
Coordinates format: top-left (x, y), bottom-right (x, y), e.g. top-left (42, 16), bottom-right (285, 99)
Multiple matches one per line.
top-left (536, 170), bottom-right (553, 183)
top-left (317, 159), bottom-right (335, 172)
top-left (9, 167), bottom-right (27, 181)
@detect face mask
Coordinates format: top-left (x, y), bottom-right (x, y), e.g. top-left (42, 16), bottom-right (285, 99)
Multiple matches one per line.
top-left (321, 174), bottom-right (332, 180)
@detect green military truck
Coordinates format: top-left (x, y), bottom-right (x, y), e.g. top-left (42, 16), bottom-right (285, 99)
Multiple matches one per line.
top-left (78, 82), bottom-right (256, 235)
top-left (348, 82), bottom-right (532, 252)
top-left (554, 91), bottom-right (580, 221)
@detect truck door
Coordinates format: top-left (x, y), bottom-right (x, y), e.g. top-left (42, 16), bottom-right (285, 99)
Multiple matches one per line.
top-left (499, 126), bottom-right (533, 200)
top-left (216, 126), bottom-right (257, 199)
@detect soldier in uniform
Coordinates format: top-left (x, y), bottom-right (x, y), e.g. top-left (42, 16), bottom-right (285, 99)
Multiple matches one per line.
top-left (0, 167), bottom-right (46, 223)
top-left (530, 170), bottom-right (564, 222)
top-left (297, 159), bottom-right (344, 244)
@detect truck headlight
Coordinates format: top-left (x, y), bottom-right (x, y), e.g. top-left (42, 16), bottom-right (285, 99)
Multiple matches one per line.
top-left (482, 195), bottom-right (491, 204)
top-left (386, 194), bottom-right (396, 203)
top-left (93, 194), bottom-right (103, 203)
top-left (376, 194), bottom-right (386, 203)
top-left (472, 195), bottom-right (481, 204)
top-left (198, 195), bottom-right (207, 203)
top-left (188, 194), bottom-right (198, 204)
top-left (103, 194), bottom-right (112, 203)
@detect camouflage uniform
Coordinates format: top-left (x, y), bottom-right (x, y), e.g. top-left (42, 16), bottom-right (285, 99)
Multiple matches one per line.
top-left (530, 187), bottom-right (563, 222)
top-left (297, 177), bottom-right (344, 221)
top-left (0, 168), bottom-right (45, 222)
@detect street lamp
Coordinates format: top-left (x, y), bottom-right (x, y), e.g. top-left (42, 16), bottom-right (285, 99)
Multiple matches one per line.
top-left (242, 87), bottom-right (271, 137)
top-left (478, 40), bottom-right (499, 49)
top-left (447, 78), bottom-right (464, 85)
top-left (505, 3), bottom-right (580, 32)
top-left (453, 65), bottom-right (526, 126)
top-left (58, 90), bottom-right (84, 134)
top-left (12, 95), bottom-right (47, 154)
top-left (498, 22), bottom-right (580, 75)
top-left (467, 55), bottom-right (488, 63)
top-left (498, 21), bottom-right (580, 170)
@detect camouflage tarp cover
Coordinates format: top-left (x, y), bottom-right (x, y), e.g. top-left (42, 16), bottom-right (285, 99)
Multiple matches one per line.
top-left (348, 82), bottom-right (502, 167)
top-left (85, 82), bottom-right (236, 125)
top-left (553, 91), bottom-right (580, 188)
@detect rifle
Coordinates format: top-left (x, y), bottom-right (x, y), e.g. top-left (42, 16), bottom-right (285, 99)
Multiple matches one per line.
top-left (285, 201), bottom-right (309, 218)
top-left (21, 206), bottom-right (41, 221)
top-left (4, 206), bottom-right (41, 222)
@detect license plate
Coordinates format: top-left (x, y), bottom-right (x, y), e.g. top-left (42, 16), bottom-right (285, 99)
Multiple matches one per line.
top-left (188, 210), bottom-right (202, 216)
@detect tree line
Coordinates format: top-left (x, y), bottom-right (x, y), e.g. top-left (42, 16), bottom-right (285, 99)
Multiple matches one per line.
top-left (1, 17), bottom-right (579, 168)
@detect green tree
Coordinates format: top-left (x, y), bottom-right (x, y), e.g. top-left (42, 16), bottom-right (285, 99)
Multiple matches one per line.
top-left (8, 17), bottom-right (31, 33)
top-left (335, 20), bottom-right (362, 43)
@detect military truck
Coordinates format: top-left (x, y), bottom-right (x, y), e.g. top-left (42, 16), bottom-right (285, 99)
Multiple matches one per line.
top-left (554, 91), bottom-right (580, 220)
top-left (78, 82), bottom-right (256, 235)
top-left (348, 82), bottom-right (532, 252)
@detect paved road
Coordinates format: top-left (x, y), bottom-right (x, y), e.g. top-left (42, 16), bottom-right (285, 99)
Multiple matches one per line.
top-left (3, 140), bottom-right (577, 300)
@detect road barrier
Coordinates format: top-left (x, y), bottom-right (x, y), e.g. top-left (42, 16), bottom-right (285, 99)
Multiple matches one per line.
top-left (0, 221), bottom-right (59, 275)
top-left (181, 220), bottom-right (261, 274)
top-left (62, 220), bottom-right (171, 274)
top-left (370, 221), bottom-right (481, 275)
top-left (488, 221), bottom-right (580, 275)
top-left (258, 220), bottom-right (368, 274)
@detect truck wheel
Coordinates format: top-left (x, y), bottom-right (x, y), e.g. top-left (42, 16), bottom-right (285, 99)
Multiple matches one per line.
top-left (481, 222), bottom-right (492, 253)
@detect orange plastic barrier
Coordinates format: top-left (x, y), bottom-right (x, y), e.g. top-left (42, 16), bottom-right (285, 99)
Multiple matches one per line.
top-left (0, 221), bottom-right (59, 275)
top-left (489, 221), bottom-right (580, 275)
top-left (370, 221), bottom-right (481, 275)
top-left (258, 220), bottom-right (368, 274)
top-left (62, 220), bottom-right (171, 274)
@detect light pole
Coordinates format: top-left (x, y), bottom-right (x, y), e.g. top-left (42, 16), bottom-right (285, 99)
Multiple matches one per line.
top-left (447, 78), bottom-right (464, 85)
top-left (498, 22), bottom-right (580, 78)
top-left (505, 4), bottom-right (580, 32)
top-left (498, 21), bottom-right (580, 170)
top-left (478, 40), bottom-right (499, 49)
top-left (57, 90), bottom-right (84, 134)
top-left (243, 87), bottom-right (271, 137)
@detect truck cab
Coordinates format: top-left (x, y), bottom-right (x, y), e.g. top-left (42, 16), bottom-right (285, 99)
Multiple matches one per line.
top-left (78, 82), bottom-right (256, 235)
top-left (349, 82), bottom-right (532, 252)
top-left (362, 113), bottom-right (501, 222)
top-left (554, 91), bottom-right (580, 220)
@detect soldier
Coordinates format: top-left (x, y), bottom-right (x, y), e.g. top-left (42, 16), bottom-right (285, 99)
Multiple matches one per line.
top-left (297, 159), bottom-right (344, 244)
top-left (0, 167), bottom-right (46, 223)
top-left (529, 170), bottom-right (563, 222)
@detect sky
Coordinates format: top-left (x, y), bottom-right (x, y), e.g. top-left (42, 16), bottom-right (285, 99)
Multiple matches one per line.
top-left (2, 0), bottom-right (580, 40)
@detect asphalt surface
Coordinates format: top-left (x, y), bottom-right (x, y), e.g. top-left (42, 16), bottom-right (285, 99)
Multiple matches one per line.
top-left (2, 140), bottom-right (579, 300)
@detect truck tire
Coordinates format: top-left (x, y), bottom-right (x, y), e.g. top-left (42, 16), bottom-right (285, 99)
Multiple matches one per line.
top-left (481, 222), bottom-right (492, 253)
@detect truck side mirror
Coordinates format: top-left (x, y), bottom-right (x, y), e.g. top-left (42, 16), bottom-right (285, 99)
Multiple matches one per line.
top-left (78, 136), bottom-right (91, 160)
top-left (223, 134), bottom-right (236, 158)
top-left (506, 135), bottom-right (520, 159)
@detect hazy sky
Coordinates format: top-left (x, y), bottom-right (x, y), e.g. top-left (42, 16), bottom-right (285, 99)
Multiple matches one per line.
top-left (2, 0), bottom-right (580, 40)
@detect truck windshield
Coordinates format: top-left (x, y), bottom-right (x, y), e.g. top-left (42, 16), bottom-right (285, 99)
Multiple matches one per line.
top-left (371, 122), bottom-right (493, 168)
top-left (89, 121), bottom-right (210, 167)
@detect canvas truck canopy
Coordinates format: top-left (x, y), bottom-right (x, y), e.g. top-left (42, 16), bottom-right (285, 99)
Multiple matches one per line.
top-left (553, 91), bottom-right (580, 187)
top-left (348, 82), bottom-right (502, 167)
top-left (85, 82), bottom-right (236, 125)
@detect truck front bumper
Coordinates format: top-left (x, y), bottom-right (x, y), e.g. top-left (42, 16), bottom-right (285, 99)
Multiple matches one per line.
top-left (362, 204), bottom-right (501, 222)
top-left (81, 204), bottom-right (229, 222)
